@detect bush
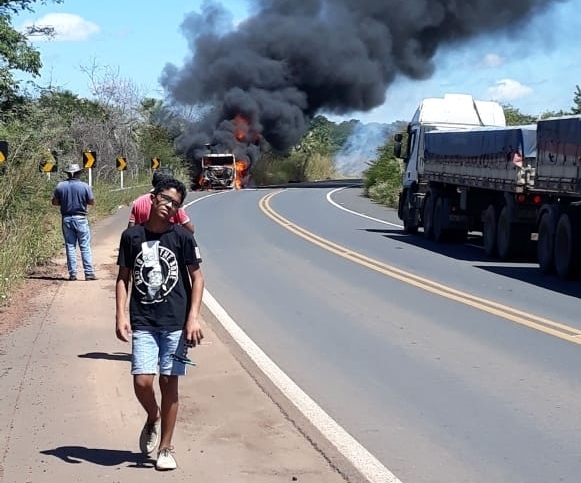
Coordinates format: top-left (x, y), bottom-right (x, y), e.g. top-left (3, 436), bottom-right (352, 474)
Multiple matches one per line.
top-left (250, 151), bottom-right (337, 185)
top-left (362, 145), bottom-right (403, 206)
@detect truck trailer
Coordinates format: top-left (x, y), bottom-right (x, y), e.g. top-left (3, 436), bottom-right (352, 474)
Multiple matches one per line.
top-left (395, 93), bottom-right (581, 279)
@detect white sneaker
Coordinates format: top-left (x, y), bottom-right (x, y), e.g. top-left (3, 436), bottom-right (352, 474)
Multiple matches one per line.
top-left (156, 447), bottom-right (177, 471)
top-left (139, 419), bottom-right (160, 455)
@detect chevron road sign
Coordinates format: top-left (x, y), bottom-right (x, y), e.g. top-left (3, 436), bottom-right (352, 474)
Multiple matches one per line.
top-left (83, 151), bottom-right (97, 169)
top-left (0, 141), bottom-right (7, 164)
top-left (116, 157), bottom-right (127, 171)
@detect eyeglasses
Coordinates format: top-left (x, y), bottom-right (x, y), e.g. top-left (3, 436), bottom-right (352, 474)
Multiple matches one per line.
top-left (156, 193), bottom-right (181, 210)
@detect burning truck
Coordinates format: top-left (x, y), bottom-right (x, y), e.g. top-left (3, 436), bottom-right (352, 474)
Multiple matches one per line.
top-left (194, 144), bottom-right (251, 191)
top-left (189, 114), bottom-right (257, 191)
top-left (199, 152), bottom-right (236, 190)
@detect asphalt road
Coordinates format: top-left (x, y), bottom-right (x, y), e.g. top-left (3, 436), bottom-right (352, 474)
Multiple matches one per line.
top-left (187, 185), bottom-right (581, 483)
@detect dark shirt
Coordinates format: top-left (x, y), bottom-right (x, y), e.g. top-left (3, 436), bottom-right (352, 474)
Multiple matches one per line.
top-left (117, 224), bottom-right (201, 332)
top-left (53, 179), bottom-right (94, 216)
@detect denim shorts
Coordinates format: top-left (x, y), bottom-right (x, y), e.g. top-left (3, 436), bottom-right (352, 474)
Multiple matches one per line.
top-left (131, 329), bottom-right (188, 376)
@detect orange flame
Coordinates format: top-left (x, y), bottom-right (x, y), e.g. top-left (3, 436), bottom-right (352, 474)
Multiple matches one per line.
top-left (235, 159), bottom-right (249, 189)
top-left (233, 114), bottom-right (261, 145)
top-left (234, 114), bottom-right (249, 142)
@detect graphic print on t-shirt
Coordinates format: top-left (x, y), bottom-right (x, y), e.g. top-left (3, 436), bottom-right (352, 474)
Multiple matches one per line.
top-left (133, 240), bottom-right (179, 304)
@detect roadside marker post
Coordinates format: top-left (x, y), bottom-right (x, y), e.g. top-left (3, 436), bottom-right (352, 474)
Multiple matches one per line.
top-left (83, 151), bottom-right (97, 187)
top-left (116, 157), bottom-right (127, 189)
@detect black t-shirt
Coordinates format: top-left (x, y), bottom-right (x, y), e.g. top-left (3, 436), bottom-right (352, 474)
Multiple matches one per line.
top-left (117, 224), bottom-right (202, 331)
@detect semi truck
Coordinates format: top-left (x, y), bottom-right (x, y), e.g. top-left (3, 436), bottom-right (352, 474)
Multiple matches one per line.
top-left (395, 93), bottom-right (581, 279)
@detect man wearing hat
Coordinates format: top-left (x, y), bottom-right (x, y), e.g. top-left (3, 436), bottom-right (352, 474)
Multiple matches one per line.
top-left (51, 163), bottom-right (97, 281)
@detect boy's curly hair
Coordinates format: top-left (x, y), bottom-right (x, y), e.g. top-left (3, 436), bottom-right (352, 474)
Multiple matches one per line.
top-left (153, 178), bottom-right (187, 206)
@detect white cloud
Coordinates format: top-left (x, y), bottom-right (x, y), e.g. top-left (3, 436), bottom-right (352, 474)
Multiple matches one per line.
top-left (22, 13), bottom-right (100, 42)
top-left (487, 78), bottom-right (533, 101)
top-left (479, 53), bottom-right (505, 68)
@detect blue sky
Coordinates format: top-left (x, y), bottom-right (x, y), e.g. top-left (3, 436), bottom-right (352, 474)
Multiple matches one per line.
top-left (14, 0), bottom-right (581, 125)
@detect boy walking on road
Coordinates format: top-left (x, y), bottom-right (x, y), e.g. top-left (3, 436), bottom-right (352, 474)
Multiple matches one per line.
top-left (115, 177), bottom-right (204, 471)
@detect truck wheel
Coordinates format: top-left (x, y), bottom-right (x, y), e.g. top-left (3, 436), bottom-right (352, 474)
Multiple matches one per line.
top-left (496, 206), bottom-right (526, 260)
top-left (423, 193), bottom-right (434, 240)
top-left (537, 212), bottom-right (554, 274)
top-left (402, 190), bottom-right (419, 234)
top-left (554, 213), bottom-right (581, 279)
top-left (404, 221), bottom-right (419, 234)
top-left (433, 197), bottom-right (446, 242)
top-left (482, 205), bottom-right (497, 257)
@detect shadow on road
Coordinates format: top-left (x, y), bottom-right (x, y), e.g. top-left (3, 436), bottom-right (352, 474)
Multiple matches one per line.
top-left (475, 265), bottom-right (581, 298)
top-left (40, 446), bottom-right (153, 468)
top-left (253, 179), bottom-right (363, 190)
top-left (361, 228), bottom-right (581, 296)
top-left (78, 352), bottom-right (131, 362)
top-left (26, 275), bottom-right (68, 281)
top-left (360, 227), bottom-right (491, 263)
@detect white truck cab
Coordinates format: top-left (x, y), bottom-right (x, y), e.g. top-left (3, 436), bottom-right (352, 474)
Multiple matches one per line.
top-left (402, 93), bottom-right (506, 189)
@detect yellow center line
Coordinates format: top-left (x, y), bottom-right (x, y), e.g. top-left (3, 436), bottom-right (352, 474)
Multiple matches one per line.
top-left (259, 190), bottom-right (581, 345)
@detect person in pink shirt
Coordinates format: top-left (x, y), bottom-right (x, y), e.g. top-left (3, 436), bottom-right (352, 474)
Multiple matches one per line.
top-left (128, 170), bottom-right (195, 233)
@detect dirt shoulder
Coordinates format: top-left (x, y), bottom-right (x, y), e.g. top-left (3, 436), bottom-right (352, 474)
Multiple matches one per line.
top-left (0, 206), bottom-right (351, 483)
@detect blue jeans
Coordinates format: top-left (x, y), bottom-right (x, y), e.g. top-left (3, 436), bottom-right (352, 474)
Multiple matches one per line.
top-left (61, 215), bottom-right (95, 277)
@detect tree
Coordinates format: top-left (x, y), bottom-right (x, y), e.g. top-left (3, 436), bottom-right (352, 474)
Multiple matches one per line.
top-left (502, 104), bottom-right (536, 126)
top-left (539, 109), bottom-right (569, 119)
top-left (0, 0), bottom-right (63, 109)
top-left (572, 85), bottom-right (581, 115)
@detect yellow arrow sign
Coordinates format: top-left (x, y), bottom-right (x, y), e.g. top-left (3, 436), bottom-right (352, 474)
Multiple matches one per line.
top-left (151, 157), bottom-right (160, 170)
top-left (0, 141), bottom-right (7, 164)
top-left (116, 157), bottom-right (127, 171)
top-left (83, 151), bottom-right (96, 169)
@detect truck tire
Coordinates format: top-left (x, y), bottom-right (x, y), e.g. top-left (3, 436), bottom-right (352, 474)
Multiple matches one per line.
top-left (537, 212), bottom-right (554, 274)
top-left (423, 193), bottom-right (434, 240)
top-left (554, 213), bottom-right (581, 279)
top-left (497, 205), bottom-right (516, 260)
top-left (402, 190), bottom-right (419, 234)
top-left (482, 204), bottom-right (497, 257)
top-left (433, 197), bottom-right (446, 242)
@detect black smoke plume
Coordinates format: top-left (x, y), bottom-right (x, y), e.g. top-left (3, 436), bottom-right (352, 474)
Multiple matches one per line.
top-left (160, 0), bottom-right (566, 166)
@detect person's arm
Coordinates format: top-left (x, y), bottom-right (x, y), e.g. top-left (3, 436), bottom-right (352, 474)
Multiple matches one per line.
top-left (87, 186), bottom-right (95, 206)
top-left (184, 264), bottom-right (204, 346)
top-left (181, 220), bottom-right (195, 233)
top-left (115, 266), bottom-right (132, 342)
top-left (51, 188), bottom-right (60, 206)
top-left (127, 199), bottom-right (139, 228)
top-left (175, 208), bottom-right (194, 233)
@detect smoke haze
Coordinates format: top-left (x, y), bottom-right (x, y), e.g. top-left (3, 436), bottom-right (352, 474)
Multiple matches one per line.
top-left (161, 0), bottom-right (566, 163)
top-left (334, 123), bottom-right (392, 176)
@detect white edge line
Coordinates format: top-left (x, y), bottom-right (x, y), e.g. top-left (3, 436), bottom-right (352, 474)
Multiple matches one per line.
top-left (326, 187), bottom-right (403, 228)
top-left (203, 288), bottom-right (403, 483)
top-left (326, 188), bottom-right (486, 253)
top-left (183, 191), bottom-right (226, 208)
